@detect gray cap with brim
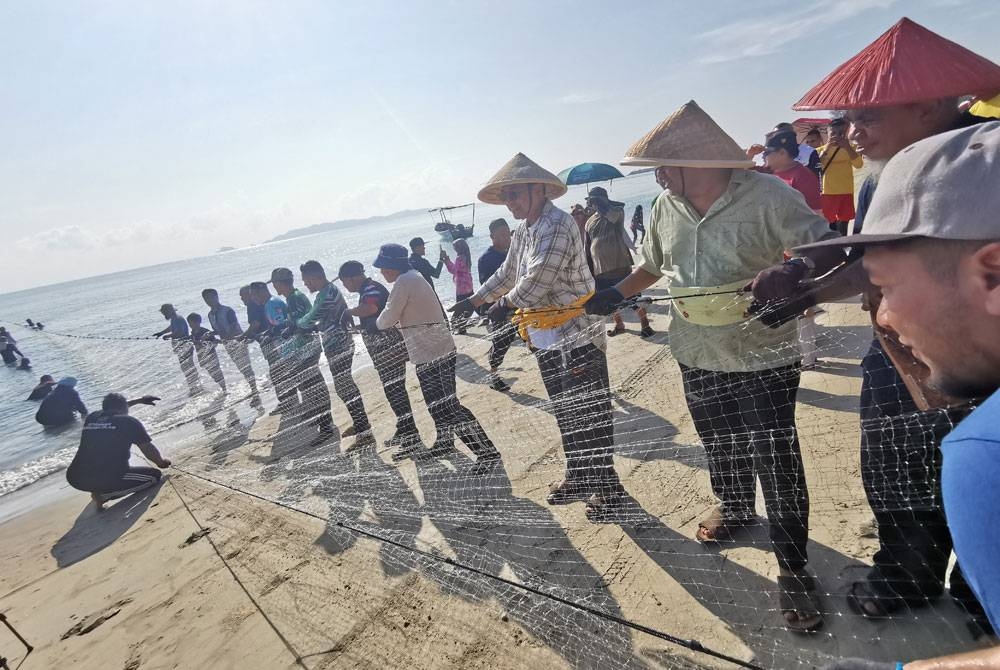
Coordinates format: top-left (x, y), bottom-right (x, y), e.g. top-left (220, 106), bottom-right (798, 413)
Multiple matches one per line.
top-left (796, 120), bottom-right (1000, 253)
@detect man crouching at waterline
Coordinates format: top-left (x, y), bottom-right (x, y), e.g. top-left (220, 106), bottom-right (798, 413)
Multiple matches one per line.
top-left (65, 393), bottom-right (170, 510)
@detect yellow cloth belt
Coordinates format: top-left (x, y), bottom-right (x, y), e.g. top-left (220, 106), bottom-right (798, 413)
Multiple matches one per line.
top-left (510, 291), bottom-right (594, 344)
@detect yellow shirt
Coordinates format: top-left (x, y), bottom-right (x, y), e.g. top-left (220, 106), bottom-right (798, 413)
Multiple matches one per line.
top-left (818, 142), bottom-right (863, 195)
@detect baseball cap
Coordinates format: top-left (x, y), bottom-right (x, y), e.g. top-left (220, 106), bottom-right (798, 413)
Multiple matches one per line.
top-left (797, 120), bottom-right (1000, 252)
top-left (337, 261), bottom-right (365, 279)
top-left (763, 130), bottom-right (798, 157)
top-left (269, 267), bottom-right (294, 284)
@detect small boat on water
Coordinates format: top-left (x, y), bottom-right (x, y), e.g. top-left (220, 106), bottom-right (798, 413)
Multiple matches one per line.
top-left (430, 204), bottom-right (475, 241)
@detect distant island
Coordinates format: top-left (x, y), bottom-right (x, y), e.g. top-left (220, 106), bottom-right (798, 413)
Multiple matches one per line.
top-left (216, 246), bottom-right (236, 253)
top-left (267, 208), bottom-right (425, 243)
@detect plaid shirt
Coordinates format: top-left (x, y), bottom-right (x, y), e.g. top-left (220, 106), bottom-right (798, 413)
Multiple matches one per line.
top-left (475, 200), bottom-right (604, 352)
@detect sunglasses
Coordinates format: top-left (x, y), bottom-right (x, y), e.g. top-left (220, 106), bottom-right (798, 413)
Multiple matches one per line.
top-left (499, 186), bottom-right (527, 202)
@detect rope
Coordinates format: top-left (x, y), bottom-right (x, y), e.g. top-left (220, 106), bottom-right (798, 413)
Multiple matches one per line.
top-left (165, 462), bottom-right (764, 670)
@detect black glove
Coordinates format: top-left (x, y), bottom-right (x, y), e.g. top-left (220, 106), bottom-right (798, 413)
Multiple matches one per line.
top-left (749, 259), bottom-right (811, 303)
top-left (821, 659), bottom-right (897, 670)
top-left (133, 395), bottom-right (161, 406)
top-left (448, 298), bottom-right (475, 315)
top-left (487, 299), bottom-right (515, 326)
top-left (585, 288), bottom-right (624, 316)
top-left (747, 293), bottom-right (817, 329)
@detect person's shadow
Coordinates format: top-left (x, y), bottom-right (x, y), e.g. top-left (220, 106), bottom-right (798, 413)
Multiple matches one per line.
top-left (51, 482), bottom-right (164, 567)
top-left (410, 450), bottom-right (648, 669)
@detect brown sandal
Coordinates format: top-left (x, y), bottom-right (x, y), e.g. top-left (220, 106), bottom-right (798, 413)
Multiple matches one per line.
top-left (778, 572), bottom-right (824, 633)
top-left (546, 479), bottom-right (591, 505)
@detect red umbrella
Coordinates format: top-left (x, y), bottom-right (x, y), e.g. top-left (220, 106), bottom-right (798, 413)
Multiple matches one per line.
top-left (793, 17), bottom-right (1000, 111)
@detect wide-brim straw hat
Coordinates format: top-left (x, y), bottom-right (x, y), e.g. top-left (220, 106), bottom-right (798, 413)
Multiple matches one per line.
top-left (478, 153), bottom-right (568, 205)
top-left (621, 100), bottom-right (754, 169)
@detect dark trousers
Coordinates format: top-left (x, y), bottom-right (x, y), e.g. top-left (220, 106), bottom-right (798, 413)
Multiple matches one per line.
top-left (70, 466), bottom-right (162, 500)
top-left (223, 340), bottom-right (258, 391)
top-left (487, 320), bottom-right (518, 371)
top-left (535, 344), bottom-right (621, 494)
top-left (258, 337), bottom-right (284, 401)
top-left (274, 353), bottom-right (332, 427)
top-left (860, 339), bottom-right (981, 612)
top-left (365, 335), bottom-right (417, 433)
top-left (196, 348), bottom-right (226, 390)
top-left (324, 333), bottom-right (370, 431)
top-left (415, 352), bottom-right (496, 458)
top-left (680, 363), bottom-right (809, 572)
top-left (174, 342), bottom-right (201, 391)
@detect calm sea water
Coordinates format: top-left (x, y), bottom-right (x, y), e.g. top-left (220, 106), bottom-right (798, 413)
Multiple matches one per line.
top-left (0, 172), bottom-right (661, 501)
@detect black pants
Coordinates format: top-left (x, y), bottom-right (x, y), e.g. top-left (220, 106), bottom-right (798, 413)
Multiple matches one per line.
top-left (860, 339), bottom-right (981, 611)
top-left (535, 344), bottom-right (621, 495)
top-left (324, 333), bottom-right (370, 432)
top-left (680, 363), bottom-right (809, 572)
top-left (274, 351), bottom-right (332, 427)
top-left (415, 352), bottom-right (496, 458)
top-left (174, 342), bottom-right (201, 391)
top-left (365, 335), bottom-right (417, 434)
top-left (69, 466), bottom-right (162, 500)
top-left (197, 348), bottom-right (226, 390)
top-left (487, 320), bottom-right (518, 371)
top-left (223, 340), bottom-right (258, 391)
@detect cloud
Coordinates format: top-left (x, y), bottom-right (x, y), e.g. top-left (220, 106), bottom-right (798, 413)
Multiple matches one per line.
top-left (554, 92), bottom-right (611, 105)
top-left (696, 0), bottom-right (896, 65)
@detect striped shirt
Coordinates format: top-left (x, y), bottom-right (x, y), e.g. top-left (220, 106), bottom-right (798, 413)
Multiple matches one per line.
top-left (475, 200), bottom-right (604, 352)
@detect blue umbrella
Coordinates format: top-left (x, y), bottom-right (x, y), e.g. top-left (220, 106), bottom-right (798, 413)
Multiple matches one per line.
top-left (556, 162), bottom-right (625, 186)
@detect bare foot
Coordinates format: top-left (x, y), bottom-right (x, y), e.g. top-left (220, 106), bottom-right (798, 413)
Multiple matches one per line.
top-left (91, 492), bottom-right (106, 512)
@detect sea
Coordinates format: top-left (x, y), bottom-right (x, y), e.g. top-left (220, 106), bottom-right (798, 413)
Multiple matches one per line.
top-left (0, 172), bottom-right (661, 515)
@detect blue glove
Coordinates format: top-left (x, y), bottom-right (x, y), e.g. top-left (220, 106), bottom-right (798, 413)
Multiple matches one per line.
top-left (487, 299), bottom-right (515, 326)
top-left (585, 288), bottom-right (624, 316)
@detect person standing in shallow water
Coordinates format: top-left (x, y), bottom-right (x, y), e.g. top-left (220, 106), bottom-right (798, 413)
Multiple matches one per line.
top-left (630, 204), bottom-right (645, 244)
top-left (202, 288), bottom-right (259, 397)
top-left (35, 377), bottom-right (88, 426)
top-left (374, 243), bottom-right (500, 469)
top-left (187, 313), bottom-right (227, 393)
top-left (153, 303), bottom-right (202, 396)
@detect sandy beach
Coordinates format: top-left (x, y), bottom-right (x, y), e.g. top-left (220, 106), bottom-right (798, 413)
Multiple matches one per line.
top-left (0, 289), bottom-right (989, 670)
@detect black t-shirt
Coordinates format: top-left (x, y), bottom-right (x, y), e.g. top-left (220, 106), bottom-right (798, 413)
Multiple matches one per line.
top-left (66, 411), bottom-right (152, 488)
top-left (35, 386), bottom-right (88, 426)
top-left (357, 278), bottom-right (405, 352)
top-left (478, 247), bottom-right (507, 285)
top-left (27, 382), bottom-right (55, 401)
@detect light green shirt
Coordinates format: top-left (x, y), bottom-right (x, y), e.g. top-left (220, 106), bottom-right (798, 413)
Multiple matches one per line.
top-left (641, 170), bottom-right (834, 372)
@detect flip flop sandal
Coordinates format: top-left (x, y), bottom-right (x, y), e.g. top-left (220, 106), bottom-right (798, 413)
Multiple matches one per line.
top-left (778, 573), bottom-right (824, 633)
top-left (846, 580), bottom-right (903, 619)
top-left (584, 491), bottom-right (627, 523)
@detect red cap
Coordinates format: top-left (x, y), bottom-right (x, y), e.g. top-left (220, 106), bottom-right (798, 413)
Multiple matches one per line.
top-left (792, 18), bottom-right (1000, 111)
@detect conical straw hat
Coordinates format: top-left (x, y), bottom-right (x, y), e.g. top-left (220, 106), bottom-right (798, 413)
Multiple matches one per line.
top-left (793, 18), bottom-right (1000, 111)
top-left (621, 100), bottom-right (753, 168)
top-left (478, 153), bottom-right (568, 205)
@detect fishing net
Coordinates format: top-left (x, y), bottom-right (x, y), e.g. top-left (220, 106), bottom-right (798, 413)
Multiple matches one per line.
top-left (0, 283), bottom-right (991, 670)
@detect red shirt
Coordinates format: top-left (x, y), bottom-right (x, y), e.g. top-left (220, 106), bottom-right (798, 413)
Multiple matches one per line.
top-left (755, 163), bottom-right (821, 211)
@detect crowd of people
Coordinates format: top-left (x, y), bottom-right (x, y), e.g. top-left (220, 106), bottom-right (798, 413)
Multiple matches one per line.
top-left (10, 15), bottom-right (1000, 669)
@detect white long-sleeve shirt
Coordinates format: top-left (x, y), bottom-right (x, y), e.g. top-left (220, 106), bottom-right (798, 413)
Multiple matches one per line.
top-left (376, 269), bottom-right (455, 365)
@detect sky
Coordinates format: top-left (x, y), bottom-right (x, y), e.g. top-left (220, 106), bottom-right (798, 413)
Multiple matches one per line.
top-left (2, 0), bottom-right (999, 292)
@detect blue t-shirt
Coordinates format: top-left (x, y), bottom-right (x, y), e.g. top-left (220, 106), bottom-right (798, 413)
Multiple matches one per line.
top-left (169, 315), bottom-right (190, 339)
top-left (264, 297), bottom-right (288, 330)
top-left (942, 389), bottom-right (1000, 631)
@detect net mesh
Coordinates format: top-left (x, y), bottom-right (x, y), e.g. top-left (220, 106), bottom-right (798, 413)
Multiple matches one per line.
top-left (1, 287), bottom-right (992, 670)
